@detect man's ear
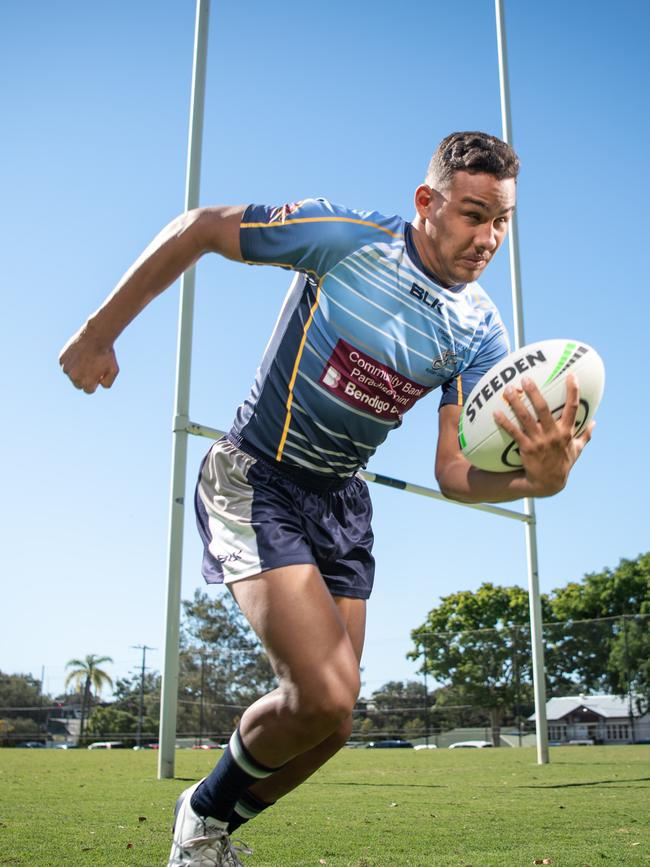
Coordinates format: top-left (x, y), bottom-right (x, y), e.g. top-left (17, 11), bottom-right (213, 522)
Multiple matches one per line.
top-left (414, 184), bottom-right (434, 220)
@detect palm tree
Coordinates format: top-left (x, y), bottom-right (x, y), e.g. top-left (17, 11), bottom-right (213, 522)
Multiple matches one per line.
top-left (65, 654), bottom-right (114, 742)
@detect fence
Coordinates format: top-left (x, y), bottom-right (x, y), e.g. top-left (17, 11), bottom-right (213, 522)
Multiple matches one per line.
top-left (2, 614), bottom-right (648, 747)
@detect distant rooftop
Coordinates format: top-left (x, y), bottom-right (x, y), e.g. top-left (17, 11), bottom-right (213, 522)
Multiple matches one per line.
top-left (529, 694), bottom-right (643, 721)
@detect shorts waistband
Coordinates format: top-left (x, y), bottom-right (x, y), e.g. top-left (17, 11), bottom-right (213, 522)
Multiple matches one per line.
top-left (226, 431), bottom-right (359, 494)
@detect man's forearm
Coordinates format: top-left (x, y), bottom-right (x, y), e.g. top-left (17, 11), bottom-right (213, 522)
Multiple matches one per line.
top-left (437, 459), bottom-right (546, 504)
top-left (434, 393), bottom-right (586, 506)
top-left (85, 204), bottom-right (245, 343)
top-left (59, 206), bottom-right (245, 393)
top-left (86, 209), bottom-right (209, 342)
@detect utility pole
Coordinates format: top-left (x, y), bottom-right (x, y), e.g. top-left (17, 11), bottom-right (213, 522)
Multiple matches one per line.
top-left (131, 645), bottom-right (156, 747)
top-left (199, 652), bottom-right (207, 747)
top-left (40, 665), bottom-right (47, 745)
top-left (621, 616), bottom-right (636, 744)
top-left (421, 642), bottom-right (430, 747)
top-left (512, 626), bottom-right (522, 747)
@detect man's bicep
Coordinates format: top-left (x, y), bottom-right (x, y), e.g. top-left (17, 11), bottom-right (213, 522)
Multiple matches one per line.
top-left (199, 205), bottom-right (247, 261)
top-left (435, 404), bottom-right (465, 479)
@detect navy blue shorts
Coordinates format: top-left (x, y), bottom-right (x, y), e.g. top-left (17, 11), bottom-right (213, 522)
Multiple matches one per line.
top-left (194, 438), bottom-right (375, 600)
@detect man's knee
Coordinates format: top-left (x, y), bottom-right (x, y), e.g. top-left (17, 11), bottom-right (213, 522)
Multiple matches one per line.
top-left (309, 714), bottom-right (354, 761)
top-left (297, 685), bottom-right (358, 729)
top-left (330, 715), bottom-right (354, 750)
top-left (285, 669), bottom-right (360, 733)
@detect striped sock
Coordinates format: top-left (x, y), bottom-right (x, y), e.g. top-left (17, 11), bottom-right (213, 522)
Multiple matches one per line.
top-left (228, 789), bottom-right (276, 833)
top-left (190, 728), bottom-right (282, 823)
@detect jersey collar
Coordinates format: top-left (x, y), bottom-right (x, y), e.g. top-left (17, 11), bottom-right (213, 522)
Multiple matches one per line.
top-left (404, 222), bottom-right (467, 293)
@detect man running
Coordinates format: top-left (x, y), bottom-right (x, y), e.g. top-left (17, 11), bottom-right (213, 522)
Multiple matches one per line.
top-left (59, 132), bottom-right (592, 866)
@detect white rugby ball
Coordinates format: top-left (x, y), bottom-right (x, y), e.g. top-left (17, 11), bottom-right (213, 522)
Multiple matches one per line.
top-left (458, 339), bottom-right (605, 473)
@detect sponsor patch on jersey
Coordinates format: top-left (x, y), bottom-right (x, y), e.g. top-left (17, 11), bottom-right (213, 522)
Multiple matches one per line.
top-left (268, 201), bottom-right (305, 224)
top-left (319, 339), bottom-right (432, 420)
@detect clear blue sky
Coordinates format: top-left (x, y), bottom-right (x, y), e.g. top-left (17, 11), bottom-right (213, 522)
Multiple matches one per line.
top-left (2, 1), bottom-right (648, 700)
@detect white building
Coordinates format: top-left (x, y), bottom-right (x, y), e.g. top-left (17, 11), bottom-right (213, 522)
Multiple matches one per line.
top-left (530, 695), bottom-right (650, 745)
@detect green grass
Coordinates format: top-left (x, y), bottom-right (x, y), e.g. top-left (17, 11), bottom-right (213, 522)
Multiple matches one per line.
top-left (0, 746), bottom-right (648, 866)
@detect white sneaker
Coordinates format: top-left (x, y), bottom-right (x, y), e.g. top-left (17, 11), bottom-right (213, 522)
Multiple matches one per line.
top-left (167, 781), bottom-right (252, 867)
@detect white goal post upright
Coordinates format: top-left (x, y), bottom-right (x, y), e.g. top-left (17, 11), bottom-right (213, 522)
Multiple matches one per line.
top-left (157, 0), bottom-right (210, 781)
top-left (157, 0), bottom-right (549, 779)
top-left (495, 0), bottom-right (549, 764)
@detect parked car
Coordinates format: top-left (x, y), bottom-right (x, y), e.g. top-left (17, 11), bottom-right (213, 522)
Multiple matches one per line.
top-left (87, 741), bottom-right (126, 750)
top-left (17, 741), bottom-right (46, 748)
top-left (365, 739), bottom-right (414, 749)
top-left (448, 740), bottom-right (493, 749)
top-left (414, 744), bottom-right (438, 750)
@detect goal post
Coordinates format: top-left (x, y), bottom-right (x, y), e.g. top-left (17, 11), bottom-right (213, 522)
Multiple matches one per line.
top-left (157, 0), bottom-right (550, 779)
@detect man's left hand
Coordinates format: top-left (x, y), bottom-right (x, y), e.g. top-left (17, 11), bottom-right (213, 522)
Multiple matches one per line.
top-left (493, 374), bottom-right (594, 497)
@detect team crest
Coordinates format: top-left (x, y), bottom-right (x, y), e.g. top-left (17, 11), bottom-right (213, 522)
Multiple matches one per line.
top-left (268, 201), bottom-right (305, 224)
top-left (429, 348), bottom-right (462, 371)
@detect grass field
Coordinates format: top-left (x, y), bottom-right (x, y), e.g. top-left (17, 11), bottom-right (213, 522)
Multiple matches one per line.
top-left (0, 746), bottom-right (648, 866)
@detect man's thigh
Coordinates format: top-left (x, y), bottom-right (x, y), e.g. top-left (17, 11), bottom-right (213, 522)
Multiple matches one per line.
top-left (333, 594), bottom-right (366, 663)
top-left (228, 565), bottom-right (365, 689)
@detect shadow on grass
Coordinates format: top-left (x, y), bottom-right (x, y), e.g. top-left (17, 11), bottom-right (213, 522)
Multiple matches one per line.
top-left (304, 781), bottom-right (446, 789)
top-left (519, 776), bottom-right (650, 788)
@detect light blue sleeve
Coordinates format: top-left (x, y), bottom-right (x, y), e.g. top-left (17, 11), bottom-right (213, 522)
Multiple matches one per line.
top-left (439, 310), bottom-right (510, 409)
top-left (239, 198), bottom-right (404, 278)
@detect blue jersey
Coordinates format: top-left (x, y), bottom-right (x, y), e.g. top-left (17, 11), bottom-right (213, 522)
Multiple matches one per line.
top-left (229, 198), bottom-right (509, 479)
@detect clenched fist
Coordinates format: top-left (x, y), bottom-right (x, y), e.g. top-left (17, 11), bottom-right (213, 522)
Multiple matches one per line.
top-left (59, 320), bottom-right (119, 394)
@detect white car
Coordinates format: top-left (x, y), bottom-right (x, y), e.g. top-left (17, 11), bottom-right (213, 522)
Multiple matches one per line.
top-left (414, 744), bottom-right (438, 750)
top-left (448, 740), bottom-right (492, 749)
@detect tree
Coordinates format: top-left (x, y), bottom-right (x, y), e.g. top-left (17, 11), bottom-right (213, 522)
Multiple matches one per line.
top-left (0, 672), bottom-right (50, 745)
top-left (112, 671), bottom-right (161, 721)
top-left (411, 583), bottom-right (537, 745)
top-left (428, 684), bottom-right (492, 731)
top-left (178, 591), bottom-right (276, 741)
top-left (86, 706), bottom-right (157, 745)
top-left (408, 554), bottom-right (650, 746)
top-left (548, 553), bottom-right (650, 709)
top-left (551, 553), bottom-right (650, 622)
top-left (356, 681), bottom-right (428, 740)
top-left (608, 616), bottom-right (650, 715)
top-left (65, 654), bottom-right (113, 742)
top-left (0, 672), bottom-right (43, 709)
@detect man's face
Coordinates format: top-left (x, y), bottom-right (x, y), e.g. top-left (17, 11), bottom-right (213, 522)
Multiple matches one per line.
top-left (414, 171), bottom-right (516, 287)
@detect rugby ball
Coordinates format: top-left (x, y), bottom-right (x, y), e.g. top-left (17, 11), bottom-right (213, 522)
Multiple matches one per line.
top-left (458, 339), bottom-right (605, 473)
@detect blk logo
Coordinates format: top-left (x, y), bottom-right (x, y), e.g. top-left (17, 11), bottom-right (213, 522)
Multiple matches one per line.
top-left (216, 549), bottom-right (243, 564)
top-left (410, 282), bottom-right (443, 312)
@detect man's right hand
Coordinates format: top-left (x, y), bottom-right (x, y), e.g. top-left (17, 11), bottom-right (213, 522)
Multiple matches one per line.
top-left (59, 320), bottom-right (119, 394)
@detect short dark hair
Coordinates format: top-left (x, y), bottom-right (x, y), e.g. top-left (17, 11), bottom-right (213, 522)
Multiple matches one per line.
top-left (426, 131), bottom-right (520, 188)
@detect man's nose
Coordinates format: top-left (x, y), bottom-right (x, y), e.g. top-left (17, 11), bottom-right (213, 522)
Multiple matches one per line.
top-left (474, 222), bottom-right (499, 252)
